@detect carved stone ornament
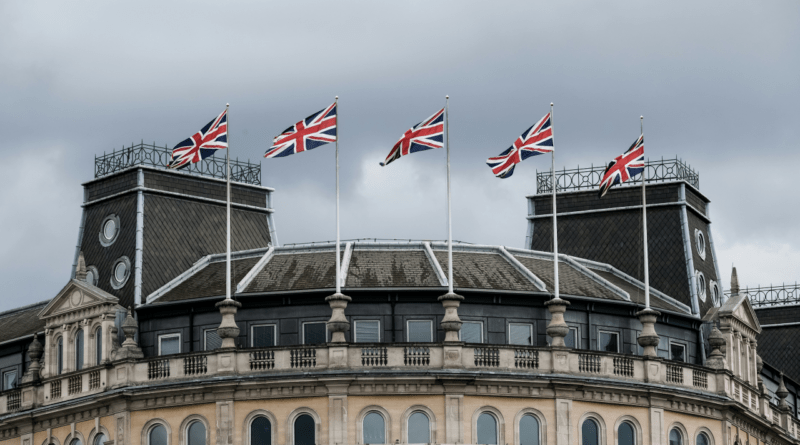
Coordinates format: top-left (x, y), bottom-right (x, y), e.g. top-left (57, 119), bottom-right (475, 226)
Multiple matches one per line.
top-left (21, 334), bottom-right (43, 384)
top-left (777, 372), bottom-right (790, 411)
top-left (636, 308), bottom-right (661, 357)
top-left (545, 297), bottom-right (570, 347)
top-left (438, 292), bottom-right (464, 343)
top-left (75, 251), bottom-right (87, 281)
top-left (215, 298), bottom-right (242, 348)
top-left (112, 307), bottom-right (143, 360)
top-left (706, 326), bottom-right (726, 369)
top-left (325, 293), bottom-right (352, 343)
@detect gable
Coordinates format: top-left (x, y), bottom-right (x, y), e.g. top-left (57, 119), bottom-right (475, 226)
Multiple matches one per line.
top-left (39, 279), bottom-right (120, 322)
top-left (718, 292), bottom-right (761, 335)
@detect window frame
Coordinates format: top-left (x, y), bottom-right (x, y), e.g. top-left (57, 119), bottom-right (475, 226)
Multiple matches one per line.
top-left (508, 323), bottom-right (534, 346)
top-left (475, 411), bottom-right (500, 445)
top-left (694, 229), bottom-right (706, 260)
top-left (2, 369), bottom-right (17, 391)
top-left (158, 333), bottom-right (182, 356)
top-left (514, 409), bottom-right (546, 445)
top-left (301, 321), bottom-right (329, 345)
top-left (203, 329), bottom-right (222, 351)
top-left (361, 410), bottom-right (387, 444)
top-left (56, 336), bottom-right (64, 375)
top-left (250, 324), bottom-right (277, 348)
top-left (94, 326), bottom-right (103, 365)
top-left (143, 421), bottom-right (170, 445)
top-left (669, 340), bottom-right (687, 363)
top-left (75, 329), bottom-right (84, 371)
top-left (566, 326), bottom-right (580, 349)
top-left (695, 271), bottom-right (707, 302)
top-left (353, 320), bottom-right (381, 343)
top-left (597, 329), bottom-right (620, 354)
top-left (459, 320), bottom-right (484, 344)
top-left (406, 319), bottom-right (434, 343)
top-left (406, 410), bottom-right (432, 444)
top-left (185, 419), bottom-right (208, 445)
top-left (243, 410), bottom-right (277, 445)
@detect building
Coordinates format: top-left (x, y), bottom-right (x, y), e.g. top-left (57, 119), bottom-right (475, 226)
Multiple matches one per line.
top-left (0, 146), bottom-right (798, 445)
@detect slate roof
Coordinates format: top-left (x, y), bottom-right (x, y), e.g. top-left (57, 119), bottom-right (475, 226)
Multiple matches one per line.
top-left (432, 250), bottom-right (537, 292)
top-left (758, 326), bottom-right (800, 384)
top-left (155, 256), bottom-right (262, 303)
top-left (512, 255), bottom-right (623, 300)
top-left (245, 250), bottom-right (340, 293)
top-left (0, 300), bottom-right (49, 344)
top-left (346, 249), bottom-right (440, 288)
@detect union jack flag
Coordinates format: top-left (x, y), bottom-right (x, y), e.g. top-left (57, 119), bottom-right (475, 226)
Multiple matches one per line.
top-left (486, 112), bottom-right (553, 178)
top-left (169, 108), bottom-right (228, 170)
top-left (598, 135), bottom-right (644, 198)
top-left (380, 108), bottom-right (444, 167)
top-left (265, 103), bottom-right (337, 158)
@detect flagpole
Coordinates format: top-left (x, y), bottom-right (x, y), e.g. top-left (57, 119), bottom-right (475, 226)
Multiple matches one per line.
top-left (225, 103), bottom-right (231, 300)
top-left (446, 96), bottom-right (453, 295)
top-left (335, 96), bottom-right (341, 295)
top-left (641, 115), bottom-right (649, 309)
top-left (550, 102), bottom-right (559, 300)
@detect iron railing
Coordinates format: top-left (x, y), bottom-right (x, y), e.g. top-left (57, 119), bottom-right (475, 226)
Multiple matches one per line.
top-left (726, 284), bottom-right (800, 308)
top-left (94, 141), bottom-right (261, 185)
top-left (536, 157), bottom-right (699, 194)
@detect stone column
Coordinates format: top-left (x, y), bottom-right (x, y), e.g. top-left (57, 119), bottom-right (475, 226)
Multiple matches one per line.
top-left (439, 292), bottom-right (464, 369)
top-left (636, 308), bottom-right (661, 357)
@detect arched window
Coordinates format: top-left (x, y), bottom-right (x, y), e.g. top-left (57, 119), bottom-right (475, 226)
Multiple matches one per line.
top-left (407, 412), bottom-right (430, 444)
top-left (187, 421), bottom-right (205, 445)
top-left (695, 433), bottom-right (709, 445)
top-left (95, 327), bottom-right (103, 365)
top-left (149, 424), bottom-right (167, 445)
top-left (57, 337), bottom-right (64, 375)
top-left (669, 429), bottom-right (682, 445)
top-left (250, 417), bottom-right (271, 445)
top-left (618, 421), bottom-right (635, 445)
top-left (363, 412), bottom-right (385, 444)
top-left (519, 414), bottom-right (540, 445)
top-left (582, 419), bottom-right (599, 445)
top-left (294, 414), bottom-right (315, 445)
top-left (75, 329), bottom-right (84, 371)
top-left (94, 433), bottom-right (108, 445)
top-left (477, 412), bottom-right (498, 445)
top-left (71, 439), bottom-right (83, 445)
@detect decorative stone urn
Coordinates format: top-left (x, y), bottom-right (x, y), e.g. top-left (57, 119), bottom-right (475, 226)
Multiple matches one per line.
top-left (325, 293), bottom-right (352, 343)
top-left (545, 297), bottom-right (570, 347)
top-left (777, 373), bottom-right (790, 412)
top-left (112, 307), bottom-right (143, 360)
top-left (439, 292), bottom-right (464, 343)
top-left (215, 299), bottom-right (242, 349)
top-left (636, 308), bottom-right (661, 357)
top-left (21, 334), bottom-right (43, 383)
top-left (706, 326), bottom-right (727, 369)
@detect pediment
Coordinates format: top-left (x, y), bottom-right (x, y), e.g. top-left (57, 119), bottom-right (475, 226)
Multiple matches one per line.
top-left (39, 279), bottom-right (119, 320)
top-left (719, 293), bottom-right (761, 335)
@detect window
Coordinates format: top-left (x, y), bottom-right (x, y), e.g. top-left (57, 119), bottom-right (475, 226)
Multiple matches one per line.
top-left (407, 320), bottom-right (433, 342)
top-left (187, 421), bottom-right (206, 445)
top-left (204, 329), bottom-right (222, 351)
top-left (710, 281), bottom-right (721, 307)
top-left (110, 256), bottom-right (131, 289)
top-left (95, 327), bottom-right (103, 365)
top-left (460, 321), bottom-right (483, 343)
top-left (57, 337), bottom-right (64, 375)
top-left (86, 266), bottom-right (99, 286)
top-left (618, 421), bottom-right (635, 445)
top-left (149, 424), bottom-right (167, 445)
top-left (159, 334), bottom-right (181, 355)
top-left (669, 429), bottom-right (682, 445)
top-left (696, 433), bottom-right (709, 445)
top-left (407, 412), bottom-right (430, 444)
top-left (695, 229), bottom-right (706, 260)
top-left (251, 325), bottom-right (276, 348)
top-left (250, 417), bottom-right (272, 445)
top-left (477, 412), bottom-right (498, 445)
top-left (670, 342), bottom-right (686, 362)
top-left (363, 412), bottom-right (385, 444)
top-left (75, 329), bottom-right (84, 371)
top-left (565, 327), bottom-right (579, 349)
top-left (2, 370), bottom-right (16, 390)
top-left (519, 414), bottom-right (540, 445)
top-left (294, 414), bottom-right (315, 445)
top-left (696, 271), bottom-right (706, 302)
top-left (582, 419), bottom-right (599, 445)
top-left (99, 215), bottom-right (120, 246)
top-left (599, 330), bottom-right (619, 353)
top-left (94, 433), bottom-right (107, 445)
top-left (71, 439), bottom-right (83, 445)
top-left (302, 322), bottom-right (327, 345)
top-left (509, 323), bottom-right (533, 346)
top-left (355, 320), bottom-right (381, 343)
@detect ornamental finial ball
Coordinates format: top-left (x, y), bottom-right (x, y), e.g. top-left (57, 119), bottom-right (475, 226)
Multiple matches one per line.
top-left (640, 115), bottom-right (643, 119)
top-left (335, 96), bottom-right (338, 100)
top-left (551, 102), bottom-right (554, 106)
top-left (446, 95), bottom-right (449, 99)
top-left (226, 103), bottom-right (229, 107)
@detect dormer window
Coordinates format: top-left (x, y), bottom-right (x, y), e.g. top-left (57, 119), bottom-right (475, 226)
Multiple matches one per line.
top-left (85, 266), bottom-right (99, 286)
top-left (99, 215), bottom-right (120, 246)
top-left (110, 256), bottom-right (131, 289)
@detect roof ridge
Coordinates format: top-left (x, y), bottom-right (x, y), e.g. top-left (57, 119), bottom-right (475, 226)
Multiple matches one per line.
top-left (0, 299), bottom-right (51, 319)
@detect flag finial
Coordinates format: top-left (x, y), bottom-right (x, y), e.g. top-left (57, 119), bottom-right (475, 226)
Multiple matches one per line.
top-left (335, 96), bottom-right (338, 100)
top-left (445, 95), bottom-right (449, 99)
top-left (551, 102), bottom-right (554, 106)
top-left (731, 266), bottom-right (740, 295)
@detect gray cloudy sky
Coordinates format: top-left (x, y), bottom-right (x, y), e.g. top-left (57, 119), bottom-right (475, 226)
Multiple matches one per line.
top-left (1, 1), bottom-right (799, 313)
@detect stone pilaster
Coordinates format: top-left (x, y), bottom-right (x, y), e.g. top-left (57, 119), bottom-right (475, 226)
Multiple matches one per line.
top-left (327, 383), bottom-right (349, 445)
top-left (636, 308), bottom-right (661, 357)
top-left (555, 398), bottom-right (572, 445)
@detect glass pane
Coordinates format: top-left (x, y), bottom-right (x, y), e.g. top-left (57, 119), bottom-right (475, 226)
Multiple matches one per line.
top-left (71, 439), bottom-right (83, 445)
top-left (103, 220), bottom-right (116, 239)
top-left (58, 338), bottom-right (63, 374)
top-left (520, 414), bottom-right (539, 445)
top-left (94, 433), bottom-right (107, 445)
top-left (205, 330), bottom-right (222, 351)
top-left (669, 429), bottom-right (682, 445)
top-left (75, 330), bottom-right (84, 370)
top-left (407, 321), bottom-right (433, 342)
top-left (670, 344), bottom-right (685, 362)
top-left (600, 332), bottom-right (618, 353)
top-left (407, 412), bottom-right (430, 443)
top-left (86, 270), bottom-right (95, 285)
top-left (115, 262), bottom-right (127, 282)
top-left (509, 324), bottom-right (533, 346)
top-left (356, 321), bottom-right (381, 343)
top-left (696, 433), bottom-right (708, 445)
top-left (160, 336), bottom-right (180, 355)
top-left (252, 326), bottom-right (275, 348)
top-left (582, 419), bottom-right (598, 445)
top-left (461, 322), bottom-right (483, 343)
top-left (3, 371), bottom-right (16, 390)
top-left (477, 413), bottom-right (498, 444)
top-left (565, 328), bottom-right (577, 348)
top-left (250, 417), bottom-right (272, 445)
top-left (188, 421), bottom-right (206, 445)
top-left (618, 421), bottom-right (634, 445)
top-left (303, 323), bottom-right (327, 345)
top-left (363, 412), bottom-right (385, 444)
top-left (294, 414), bottom-right (315, 445)
top-left (149, 425), bottom-right (167, 445)
top-left (96, 327), bottom-right (103, 364)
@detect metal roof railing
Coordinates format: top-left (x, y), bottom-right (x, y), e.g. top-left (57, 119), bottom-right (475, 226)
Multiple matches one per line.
top-left (94, 141), bottom-right (261, 185)
top-left (536, 157), bottom-right (699, 194)
top-left (725, 284), bottom-right (800, 308)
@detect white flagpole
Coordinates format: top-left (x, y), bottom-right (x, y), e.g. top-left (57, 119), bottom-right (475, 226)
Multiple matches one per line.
top-left (225, 103), bottom-right (231, 300)
top-left (446, 96), bottom-right (453, 295)
top-left (550, 102), bottom-right (559, 300)
top-left (335, 96), bottom-right (341, 295)
top-left (641, 116), bottom-right (649, 309)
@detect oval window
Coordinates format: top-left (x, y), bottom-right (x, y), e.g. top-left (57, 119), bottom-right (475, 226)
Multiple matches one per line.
top-left (694, 229), bottom-right (707, 260)
top-left (99, 215), bottom-right (120, 246)
top-left (110, 256), bottom-right (131, 289)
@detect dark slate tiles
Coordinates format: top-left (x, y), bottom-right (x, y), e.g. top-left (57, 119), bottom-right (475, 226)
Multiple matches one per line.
top-left (245, 252), bottom-right (338, 292)
top-left (0, 301), bottom-right (48, 343)
top-left (514, 256), bottom-right (624, 300)
top-left (592, 270), bottom-right (685, 313)
top-left (758, 326), bottom-right (800, 384)
top-left (534, 183), bottom-right (681, 215)
top-left (346, 250), bottom-right (440, 287)
top-left (433, 251), bottom-right (537, 291)
top-left (156, 257), bottom-right (261, 303)
top-left (687, 210), bottom-right (718, 315)
top-left (685, 187), bottom-right (707, 215)
top-left (755, 306), bottom-right (800, 326)
top-left (85, 170), bottom-right (138, 202)
top-left (144, 170), bottom-right (267, 207)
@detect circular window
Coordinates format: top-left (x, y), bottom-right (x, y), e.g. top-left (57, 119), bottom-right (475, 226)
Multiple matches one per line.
top-left (696, 271), bottom-right (707, 302)
top-left (110, 256), bottom-right (131, 289)
top-left (85, 266), bottom-right (99, 286)
top-left (710, 280), bottom-right (721, 306)
top-left (694, 229), bottom-right (707, 260)
top-left (99, 215), bottom-right (120, 247)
